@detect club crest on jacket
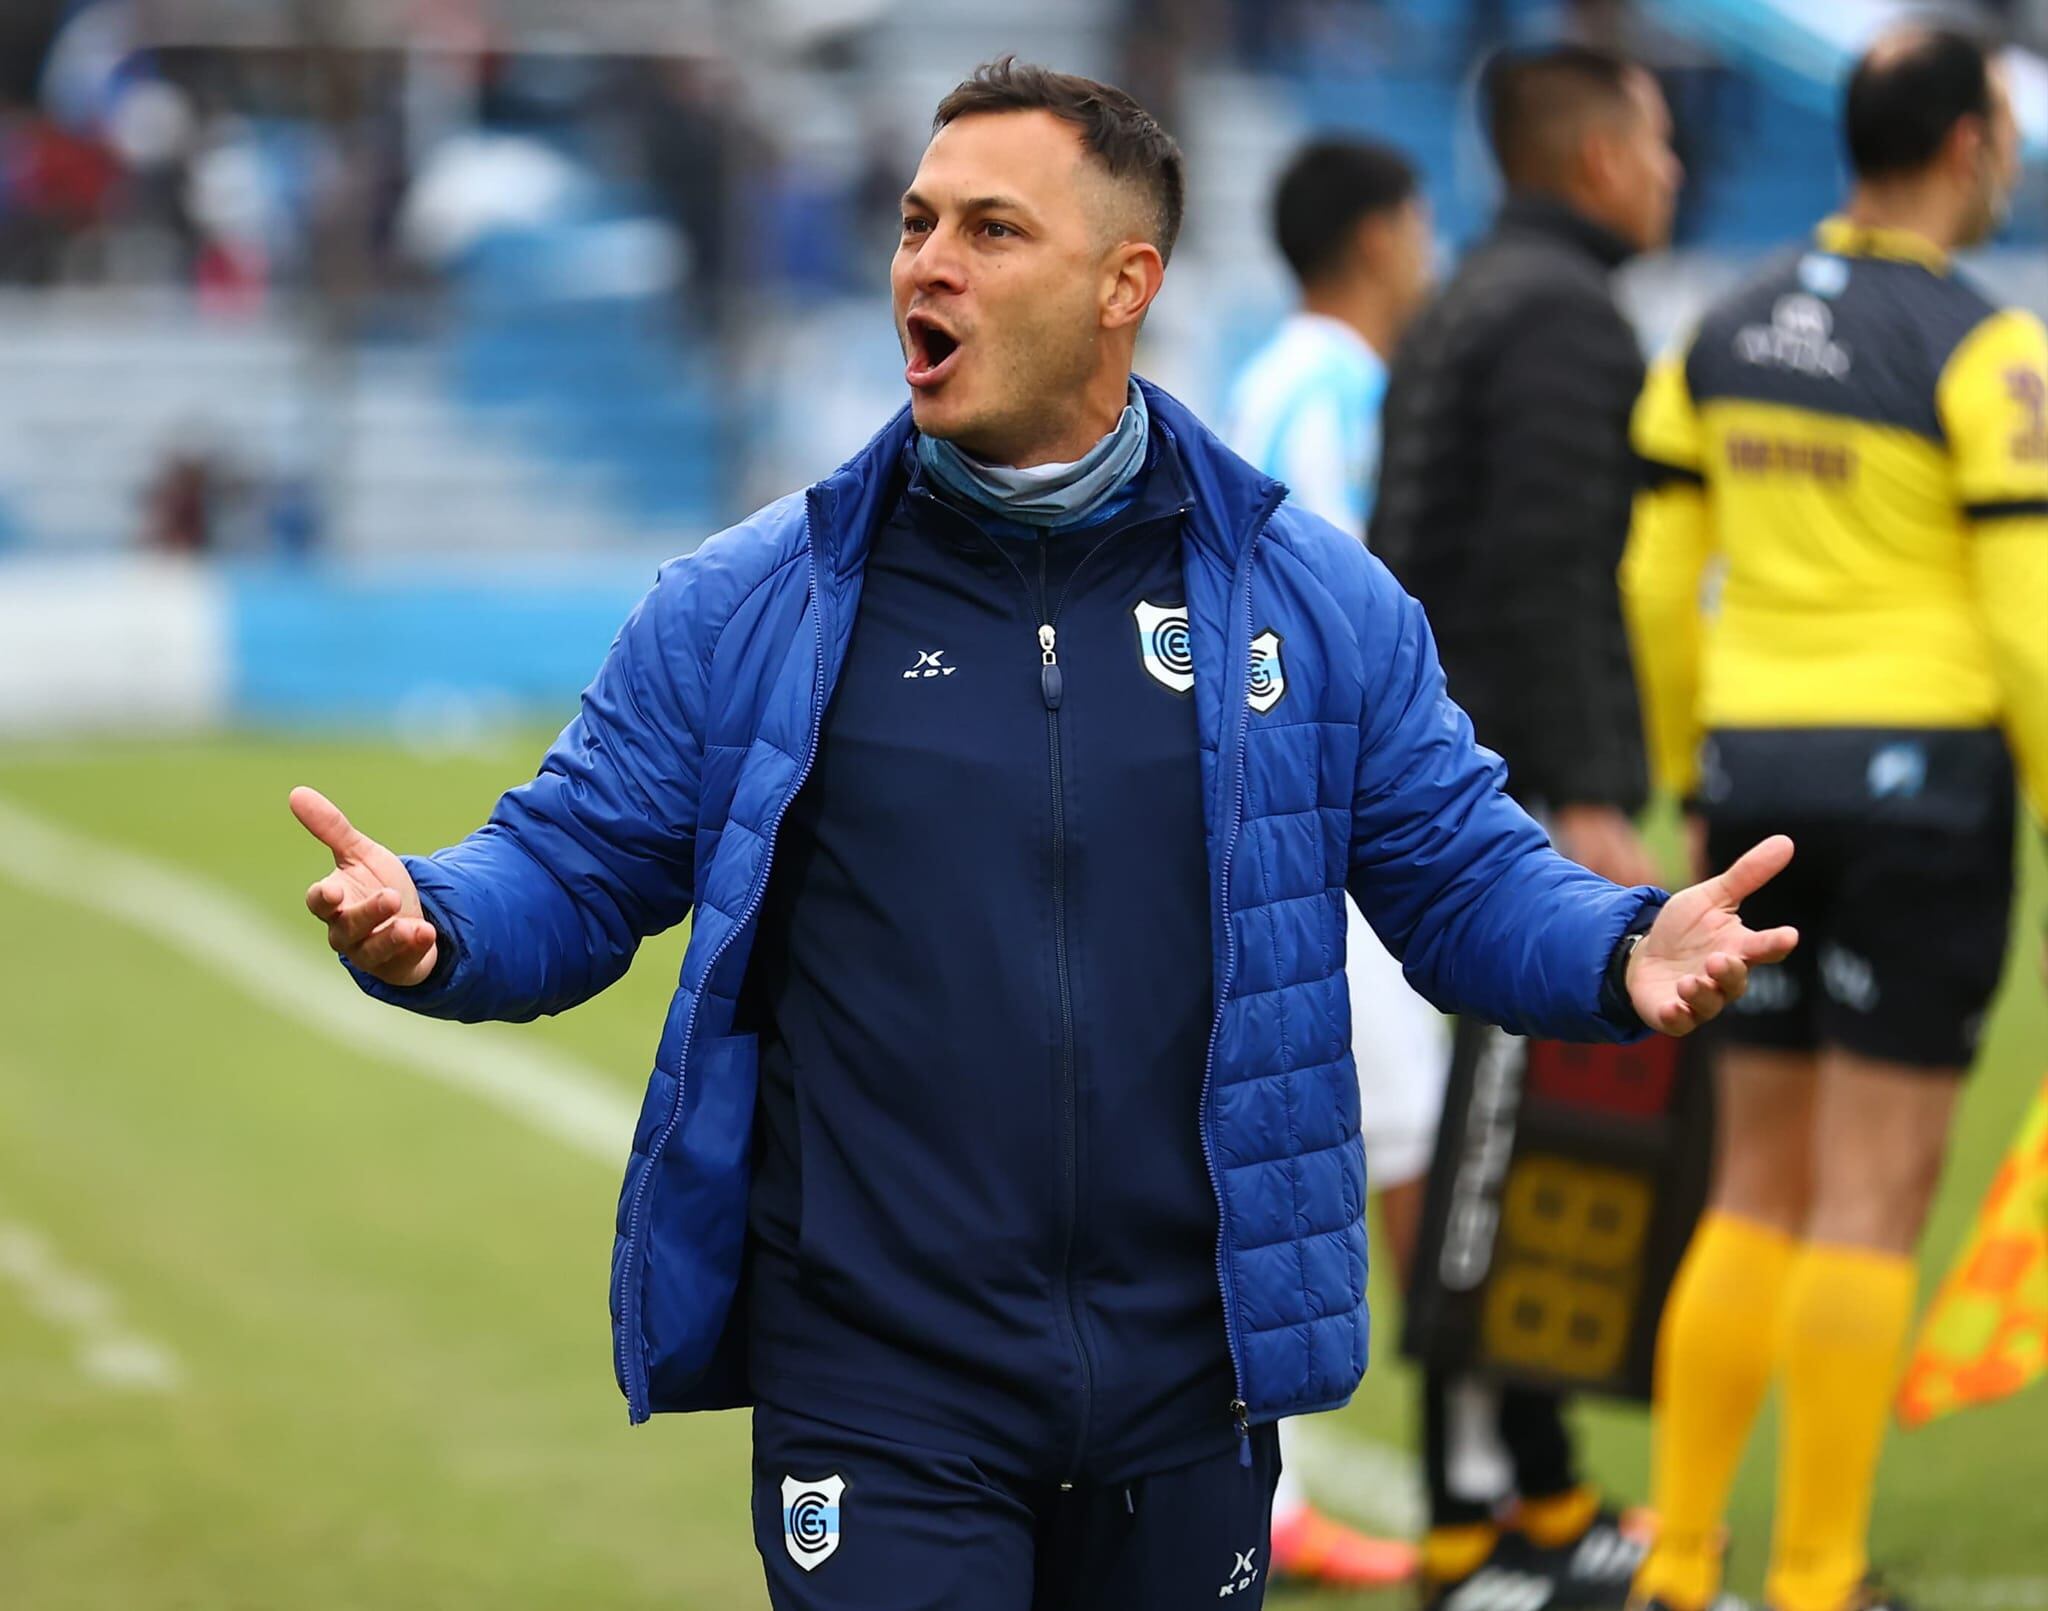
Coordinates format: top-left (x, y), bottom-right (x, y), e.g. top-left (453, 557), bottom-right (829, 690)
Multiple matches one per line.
top-left (1249, 630), bottom-right (1287, 713)
top-left (1133, 601), bottom-right (1288, 713)
top-left (1132, 598), bottom-right (1195, 695)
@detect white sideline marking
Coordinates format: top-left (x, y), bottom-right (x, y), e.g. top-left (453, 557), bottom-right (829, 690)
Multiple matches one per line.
top-left (0, 793), bottom-right (637, 1165)
top-left (0, 793), bottom-right (1435, 1520)
top-left (0, 1221), bottom-right (182, 1391)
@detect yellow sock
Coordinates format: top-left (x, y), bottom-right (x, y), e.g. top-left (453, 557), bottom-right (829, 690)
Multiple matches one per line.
top-left (1765, 1244), bottom-right (1917, 1611)
top-left (1517, 1483), bottom-right (1601, 1549)
top-left (1633, 1212), bottom-right (1796, 1610)
top-left (1423, 1523), bottom-right (1499, 1583)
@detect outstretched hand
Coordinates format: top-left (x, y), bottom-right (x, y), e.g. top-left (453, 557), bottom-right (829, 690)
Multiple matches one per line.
top-left (1628, 834), bottom-right (1800, 1036)
top-left (290, 786), bottom-right (438, 987)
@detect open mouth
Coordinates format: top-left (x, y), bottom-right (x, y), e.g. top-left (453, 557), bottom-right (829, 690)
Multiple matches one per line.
top-left (904, 311), bottom-right (964, 389)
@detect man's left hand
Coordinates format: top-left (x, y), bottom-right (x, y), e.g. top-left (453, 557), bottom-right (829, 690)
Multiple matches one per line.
top-left (1627, 834), bottom-right (1800, 1036)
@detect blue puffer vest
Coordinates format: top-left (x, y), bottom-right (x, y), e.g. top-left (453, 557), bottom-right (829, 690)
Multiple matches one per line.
top-left (348, 381), bottom-right (1655, 1426)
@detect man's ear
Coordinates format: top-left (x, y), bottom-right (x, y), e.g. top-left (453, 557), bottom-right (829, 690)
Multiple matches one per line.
top-left (1351, 211), bottom-right (1390, 274)
top-left (1577, 121), bottom-right (1620, 198)
top-left (1101, 240), bottom-right (1166, 332)
top-left (1945, 112), bottom-right (1989, 181)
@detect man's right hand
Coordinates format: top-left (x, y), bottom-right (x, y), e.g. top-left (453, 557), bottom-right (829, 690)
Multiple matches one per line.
top-left (1553, 802), bottom-right (1662, 889)
top-left (290, 786), bottom-right (439, 987)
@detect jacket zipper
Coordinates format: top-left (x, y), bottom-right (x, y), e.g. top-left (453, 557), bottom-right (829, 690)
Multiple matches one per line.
top-left (947, 502), bottom-right (1117, 1482)
top-left (968, 495), bottom-right (1244, 1471)
top-left (615, 506), bottom-right (833, 1424)
top-left (1199, 492), bottom-right (1285, 1464)
top-left (1033, 537), bottom-right (1092, 1483)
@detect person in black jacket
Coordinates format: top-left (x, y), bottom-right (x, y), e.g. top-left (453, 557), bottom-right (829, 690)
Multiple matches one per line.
top-left (1370, 44), bottom-right (1684, 1611)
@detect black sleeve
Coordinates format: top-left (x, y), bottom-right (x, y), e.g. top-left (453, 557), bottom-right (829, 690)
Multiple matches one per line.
top-left (1470, 289), bottom-right (1650, 812)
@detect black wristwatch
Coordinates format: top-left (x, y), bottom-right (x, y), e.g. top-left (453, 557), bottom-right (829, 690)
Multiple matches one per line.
top-left (1600, 903), bottom-right (1663, 1029)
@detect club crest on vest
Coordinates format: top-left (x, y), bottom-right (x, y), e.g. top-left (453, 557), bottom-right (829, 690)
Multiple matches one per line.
top-left (1132, 599), bottom-right (1195, 695)
top-left (1249, 629), bottom-right (1287, 713)
top-left (781, 1474), bottom-right (845, 1570)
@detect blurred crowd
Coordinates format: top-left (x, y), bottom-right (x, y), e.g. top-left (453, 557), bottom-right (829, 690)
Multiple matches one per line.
top-left (0, 4), bottom-right (912, 314)
top-left (1, 0), bottom-right (2043, 563)
top-left (4, 0), bottom-right (2033, 312)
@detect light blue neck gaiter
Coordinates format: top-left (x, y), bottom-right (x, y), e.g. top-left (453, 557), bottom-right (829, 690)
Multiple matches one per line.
top-left (915, 381), bottom-right (1149, 530)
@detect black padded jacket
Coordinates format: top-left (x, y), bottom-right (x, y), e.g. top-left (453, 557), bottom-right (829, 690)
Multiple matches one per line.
top-left (1369, 195), bottom-right (1650, 814)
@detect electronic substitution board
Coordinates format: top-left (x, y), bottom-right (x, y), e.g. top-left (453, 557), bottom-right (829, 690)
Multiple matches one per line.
top-left (1402, 1023), bottom-right (1713, 1400)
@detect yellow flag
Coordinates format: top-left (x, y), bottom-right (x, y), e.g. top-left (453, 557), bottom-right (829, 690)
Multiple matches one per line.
top-left (1898, 1074), bottom-right (2048, 1428)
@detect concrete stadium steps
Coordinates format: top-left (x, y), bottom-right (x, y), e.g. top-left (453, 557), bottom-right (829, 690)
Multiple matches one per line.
top-left (441, 293), bottom-right (726, 533)
top-left (0, 300), bottom-right (299, 551)
top-left (0, 294), bottom-right (675, 556)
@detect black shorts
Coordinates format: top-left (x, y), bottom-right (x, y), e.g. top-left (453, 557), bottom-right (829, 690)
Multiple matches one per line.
top-left (1700, 727), bottom-right (2017, 1071)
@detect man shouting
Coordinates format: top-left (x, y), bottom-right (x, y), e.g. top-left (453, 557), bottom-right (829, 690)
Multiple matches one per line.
top-left (291, 59), bottom-right (1795, 1611)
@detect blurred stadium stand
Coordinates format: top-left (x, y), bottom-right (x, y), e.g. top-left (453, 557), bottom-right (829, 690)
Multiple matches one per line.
top-left (3, 0), bottom-right (2043, 730)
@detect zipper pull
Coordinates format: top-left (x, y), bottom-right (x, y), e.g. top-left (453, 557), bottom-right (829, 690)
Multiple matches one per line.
top-left (1038, 623), bottom-right (1063, 710)
top-left (1231, 1397), bottom-right (1251, 1466)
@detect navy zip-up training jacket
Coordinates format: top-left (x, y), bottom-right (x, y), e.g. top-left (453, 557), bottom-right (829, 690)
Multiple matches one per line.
top-left (741, 441), bottom-right (1232, 1482)
top-left (345, 380), bottom-right (1661, 1445)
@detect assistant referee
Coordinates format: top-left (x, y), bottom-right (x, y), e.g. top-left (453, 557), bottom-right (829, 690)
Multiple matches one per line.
top-left (1622, 27), bottom-right (2047, 1611)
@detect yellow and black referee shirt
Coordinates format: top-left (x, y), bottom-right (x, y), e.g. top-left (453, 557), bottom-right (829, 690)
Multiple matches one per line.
top-left (1623, 216), bottom-right (2048, 827)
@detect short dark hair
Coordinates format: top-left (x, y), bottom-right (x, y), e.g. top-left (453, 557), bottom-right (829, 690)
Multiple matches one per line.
top-left (1844, 28), bottom-right (1993, 179)
top-left (1272, 139), bottom-right (1419, 287)
top-left (933, 56), bottom-right (1186, 262)
top-left (1483, 44), bottom-right (1639, 188)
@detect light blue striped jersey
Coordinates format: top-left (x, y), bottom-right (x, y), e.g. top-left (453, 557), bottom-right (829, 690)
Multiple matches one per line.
top-left (1222, 312), bottom-right (1388, 539)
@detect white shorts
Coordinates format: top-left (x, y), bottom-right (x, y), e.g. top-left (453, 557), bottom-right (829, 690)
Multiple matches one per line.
top-left (1347, 895), bottom-right (1451, 1190)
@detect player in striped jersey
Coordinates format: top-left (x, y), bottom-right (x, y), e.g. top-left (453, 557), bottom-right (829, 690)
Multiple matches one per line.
top-left (1224, 135), bottom-right (1439, 1593)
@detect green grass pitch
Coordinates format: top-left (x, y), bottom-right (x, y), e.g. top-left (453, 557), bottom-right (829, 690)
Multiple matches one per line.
top-left (0, 733), bottom-right (2041, 1609)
